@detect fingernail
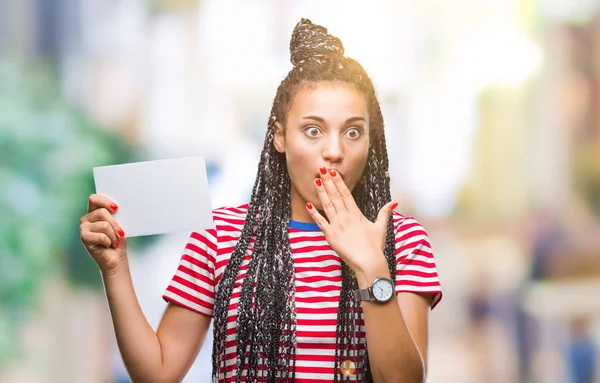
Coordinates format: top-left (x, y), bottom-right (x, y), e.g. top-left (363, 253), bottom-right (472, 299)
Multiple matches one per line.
top-left (319, 167), bottom-right (327, 175)
top-left (391, 202), bottom-right (398, 210)
top-left (329, 169), bottom-right (337, 177)
top-left (115, 241), bottom-right (120, 248)
top-left (110, 203), bottom-right (118, 211)
top-left (118, 229), bottom-right (125, 238)
top-left (306, 202), bottom-right (313, 209)
top-left (315, 178), bottom-right (322, 187)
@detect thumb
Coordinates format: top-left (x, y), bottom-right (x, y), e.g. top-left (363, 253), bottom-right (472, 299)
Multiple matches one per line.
top-left (115, 230), bottom-right (128, 252)
top-left (117, 236), bottom-right (128, 250)
top-left (376, 201), bottom-right (398, 227)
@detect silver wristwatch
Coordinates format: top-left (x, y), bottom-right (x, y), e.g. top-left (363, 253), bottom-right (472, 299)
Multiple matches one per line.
top-left (353, 277), bottom-right (395, 303)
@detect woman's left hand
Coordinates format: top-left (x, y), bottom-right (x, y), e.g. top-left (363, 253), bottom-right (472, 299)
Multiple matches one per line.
top-left (306, 167), bottom-right (398, 274)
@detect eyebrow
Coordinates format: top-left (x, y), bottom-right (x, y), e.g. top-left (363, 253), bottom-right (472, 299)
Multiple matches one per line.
top-left (302, 116), bottom-right (366, 124)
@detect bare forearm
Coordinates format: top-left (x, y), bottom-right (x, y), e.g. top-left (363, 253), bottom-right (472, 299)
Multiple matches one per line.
top-left (356, 261), bottom-right (424, 383)
top-left (102, 261), bottom-right (166, 382)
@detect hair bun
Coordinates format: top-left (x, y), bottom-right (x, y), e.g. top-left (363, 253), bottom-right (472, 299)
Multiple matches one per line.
top-left (289, 18), bottom-right (345, 67)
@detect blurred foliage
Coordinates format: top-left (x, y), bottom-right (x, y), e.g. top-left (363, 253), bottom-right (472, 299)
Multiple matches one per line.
top-left (149, 0), bottom-right (200, 14)
top-left (0, 59), bottom-right (143, 366)
top-left (574, 140), bottom-right (600, 217)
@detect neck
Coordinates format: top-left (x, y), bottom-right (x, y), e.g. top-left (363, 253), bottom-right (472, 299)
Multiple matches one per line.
top-left (288, 184), bottom-right (314, 223)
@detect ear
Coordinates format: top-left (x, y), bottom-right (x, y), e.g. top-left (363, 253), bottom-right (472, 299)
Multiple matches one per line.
top-left (273, 121), bottom-right (286, 153)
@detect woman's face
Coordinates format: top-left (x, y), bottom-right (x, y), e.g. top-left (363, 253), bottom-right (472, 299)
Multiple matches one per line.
top-left (274, 82), bottom-right (370, 222)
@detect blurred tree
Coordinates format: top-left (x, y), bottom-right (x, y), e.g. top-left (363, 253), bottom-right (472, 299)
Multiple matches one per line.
top-left (574, 140), bottom-right (600, 217)
top-left (149, 0), bottom-right (200, 14)
top-left (0, 59), bottom-right (144, 366)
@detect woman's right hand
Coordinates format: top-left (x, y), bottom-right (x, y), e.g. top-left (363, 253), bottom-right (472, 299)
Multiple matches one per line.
top-left (80, 193), bottom-right (127, 275)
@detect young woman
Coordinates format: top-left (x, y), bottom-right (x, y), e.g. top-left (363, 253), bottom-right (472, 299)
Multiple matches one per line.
top-left (80, 19), bottom-right (442, 383)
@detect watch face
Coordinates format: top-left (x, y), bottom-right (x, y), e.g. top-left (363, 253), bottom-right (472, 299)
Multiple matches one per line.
top-left (372, 278), bottom-right (394, 302)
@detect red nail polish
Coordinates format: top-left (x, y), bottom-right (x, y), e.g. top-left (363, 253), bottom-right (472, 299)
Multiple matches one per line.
top-left (315, 178), bottom-right (322, 187)
top-left (115, 241), bottom-right (120, 248)
top-left (319, 167), bottom-right (327, 175)
top-left (391, 202), bottom-right (398, 210)
top-left (329, 169), bottom-right (337, 177)
top-left (118, 230), bottom-right (125, 238)
top-left (306, 202), bottom-right (313, 209)
top-left (110, 203), bottom-right (118, 211)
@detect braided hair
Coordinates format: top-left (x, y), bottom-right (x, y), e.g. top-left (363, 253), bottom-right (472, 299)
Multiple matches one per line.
top-left (211, 18), bottom-right (396, 382)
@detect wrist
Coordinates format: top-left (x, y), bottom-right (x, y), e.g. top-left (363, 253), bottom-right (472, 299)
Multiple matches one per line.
top-left (354, 254), bottom-right (392, 289)
top-left (100, 258), bottom-right (130, 280)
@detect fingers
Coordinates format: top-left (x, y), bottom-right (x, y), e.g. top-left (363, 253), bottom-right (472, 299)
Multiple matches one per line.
top-left (305, 202), bottom-right (330, 234)
top-left (88, 193), bottom-right (119, 214)
top-left (89, 207), bottom-right (125, 236)
top-left (325, 168), bottom-right (360, 214)
top-left (376, 201), bottom-right (399, 227)
top-left (80, 225), bottom-right (112, 248)
top-left (314, 177), bottom-right (337, 219)
top-left (84, 221), bottom-right (120, 247)
top-left (80, 205), bottom-right (125, 248)
top-left (317, 167), bottom-right (347, 217)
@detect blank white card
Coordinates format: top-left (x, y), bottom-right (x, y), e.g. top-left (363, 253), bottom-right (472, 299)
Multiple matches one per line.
top-left (93, 156), bottom-right (214, 237)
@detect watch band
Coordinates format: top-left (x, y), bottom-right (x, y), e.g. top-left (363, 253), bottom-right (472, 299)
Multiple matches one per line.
top-left (353, 277), bottom-right (395, 302)
top-left (352, 287), bottom-right (373, 301)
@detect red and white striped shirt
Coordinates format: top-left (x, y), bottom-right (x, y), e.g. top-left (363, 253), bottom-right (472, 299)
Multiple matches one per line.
top-left (163, 204), bottom-right (442, 382)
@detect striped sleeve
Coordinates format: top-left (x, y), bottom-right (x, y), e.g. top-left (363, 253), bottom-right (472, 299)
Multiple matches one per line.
top-left (162, 229), bottom-right (218, 317)
top-left (393, 214), bottom-right (443, 309)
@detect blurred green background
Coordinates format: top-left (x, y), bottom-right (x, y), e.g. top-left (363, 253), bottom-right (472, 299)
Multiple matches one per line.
top-left (0, 58), bottom-right (142, 365)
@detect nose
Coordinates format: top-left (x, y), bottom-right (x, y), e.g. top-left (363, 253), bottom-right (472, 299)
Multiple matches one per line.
top-left (322, 136), bottom-right (344, 163)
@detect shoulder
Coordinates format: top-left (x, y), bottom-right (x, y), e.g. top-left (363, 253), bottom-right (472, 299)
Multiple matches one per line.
top-left (390, 211), bottom-right (432, 258)
top-left (391, 211), bottom-right (429, 239)
top-left (203, 203), bottom-right (251, 243)
top-left (187, 204), bottom-right (250, 246)
top-left (211, 203), bottom-right (249, 225)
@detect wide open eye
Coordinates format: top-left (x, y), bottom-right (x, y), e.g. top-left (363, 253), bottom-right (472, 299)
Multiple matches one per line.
top-left (344, 128), bottom-right (361, 139)
top-left (305, 126), bottom-right (322, 137)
